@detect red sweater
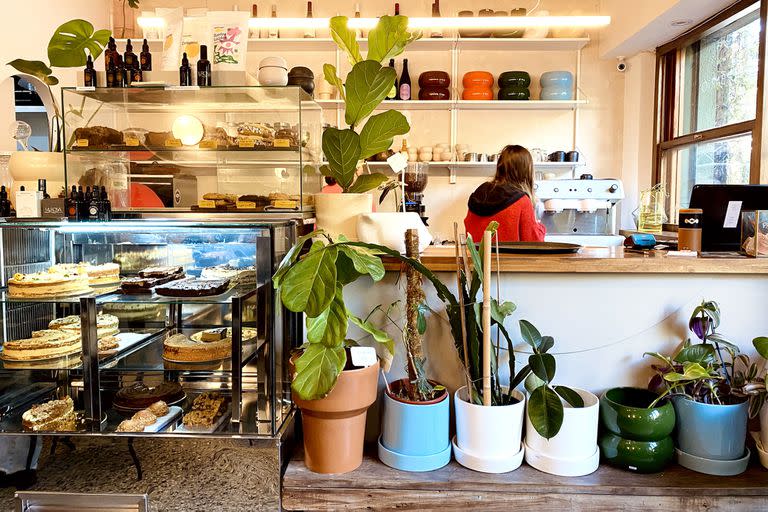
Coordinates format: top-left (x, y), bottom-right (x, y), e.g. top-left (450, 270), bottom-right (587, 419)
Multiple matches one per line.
top-left (464, 194), bottom-right (546, 243)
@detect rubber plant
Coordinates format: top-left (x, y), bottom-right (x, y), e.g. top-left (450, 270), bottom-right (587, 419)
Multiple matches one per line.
top-left (7, 19), bottom-right (111, 151)
top-left (275, 222), bottom-right (580, 437)
top-left (321, 15), bottom-right (420, 193)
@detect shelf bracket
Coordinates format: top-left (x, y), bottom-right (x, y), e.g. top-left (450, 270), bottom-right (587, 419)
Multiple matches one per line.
top-left (449, 164), bottom-right (457, 184)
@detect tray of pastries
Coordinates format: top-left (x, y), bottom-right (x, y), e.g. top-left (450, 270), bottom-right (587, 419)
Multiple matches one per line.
top-left (177, 392), bottom-right (230, 433)
top-left (115, 401), bottom-right (182, 433)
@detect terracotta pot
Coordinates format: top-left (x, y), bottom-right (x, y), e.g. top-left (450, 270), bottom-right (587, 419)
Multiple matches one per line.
top-left (293, 360), bottom-right (380, 474)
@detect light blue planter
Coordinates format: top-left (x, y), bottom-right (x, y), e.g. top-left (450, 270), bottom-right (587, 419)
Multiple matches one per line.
top-left (540, 87), bottom-right (574, 101)
top-left (378, 383), bottom-right (451, 472)
top-left (672, 396), bottom-right (749, 460)
top-left (540, 71), bottom-right (574, 89)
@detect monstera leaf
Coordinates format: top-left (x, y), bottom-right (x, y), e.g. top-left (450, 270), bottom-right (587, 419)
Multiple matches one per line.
top-left (48, 19), bottom-right (110, 67)
top-left (344, 61), bottom-right (396, 127)
top-left (7, 59), bottom-right (58, 85)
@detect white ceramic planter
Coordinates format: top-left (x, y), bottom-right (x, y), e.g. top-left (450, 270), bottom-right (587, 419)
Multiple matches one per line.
top-left (357, 212), bottom-right (432, 254)
top-left (314, 193), bottom-right (372, 241)
top-left (524, 388), bottom-right (600, 476)
top-left (453, 386), bottom-right (525, 473)
top-left (760, 402), bottom-right (768, 450)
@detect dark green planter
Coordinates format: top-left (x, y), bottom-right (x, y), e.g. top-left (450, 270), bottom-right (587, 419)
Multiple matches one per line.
top-left (498, 87), bottom-right (530, 101)
top-left (599, 387), bottom-right (676, 473)
top-left (498, 71), bottom-right (531, 89)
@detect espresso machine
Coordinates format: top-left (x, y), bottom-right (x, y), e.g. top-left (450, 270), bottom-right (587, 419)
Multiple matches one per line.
top-left (534, 175), bottom-right (625, 247)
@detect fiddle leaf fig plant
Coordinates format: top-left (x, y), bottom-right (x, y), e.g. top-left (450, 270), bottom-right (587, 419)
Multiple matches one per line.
top-left (321, 15), bottom-right (420, 193)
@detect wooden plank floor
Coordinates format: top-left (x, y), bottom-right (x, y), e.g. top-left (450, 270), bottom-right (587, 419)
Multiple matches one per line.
top-left (282, 450), bottom-right (768, 511)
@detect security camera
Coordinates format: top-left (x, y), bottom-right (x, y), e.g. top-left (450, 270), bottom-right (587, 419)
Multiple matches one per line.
top-left (617, 57), bottom-right (627, 73)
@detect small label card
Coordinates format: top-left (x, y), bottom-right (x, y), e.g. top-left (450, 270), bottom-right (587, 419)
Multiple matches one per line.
top-left (723, 200), bottom-right (743, 229)
top-left (386, 152), bottom-right (408, 173)
top-left (273, 138), bottom-right (291, 148)
top-left (238, 138), bottom-right (256, 149)
top-left (198, 140), bottom-right (217, 149)
top-left (165, 138), bottom-right (182, 148)
top-left (75, 139), bottom-right (89, 148)
top-left (124, 137), bottom-right (140, 147)
top-left (198, 199), bottom-right (216, 209)
top-left (236, 201), bottom-right (256, 209)
top-left (350, 346), bottom-right (377, 368)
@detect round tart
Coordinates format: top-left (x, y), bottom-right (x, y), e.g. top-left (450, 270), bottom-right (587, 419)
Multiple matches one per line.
top-left (8, 271), bottom-right (91, 298)
top-left (114, 381), bottom-right (185, 411)
top-left (22, 396), bottom-right (76, 432)
top-left (2, 330), bottom-right (81, 361)
top-left (190, 327), bottom-right (258, 344)
top-left (49, 314), bottom-right (119, 339)
top-left (163, 333), bottom-right (231, 362)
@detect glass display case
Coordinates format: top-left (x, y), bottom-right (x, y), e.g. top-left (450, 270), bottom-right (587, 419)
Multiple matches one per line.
top-left (0, 219), bottom-right (299, 438)
top-left (61, 86), bottom-right (322, 213)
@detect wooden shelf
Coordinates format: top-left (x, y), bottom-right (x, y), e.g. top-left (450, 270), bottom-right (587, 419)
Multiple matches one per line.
top-left (283, 451), bottom-right (768, 511)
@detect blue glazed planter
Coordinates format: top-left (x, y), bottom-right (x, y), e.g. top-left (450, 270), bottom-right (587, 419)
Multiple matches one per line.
top-left (540, 71), bottom-right (574, 89)
top-left (378, 380), bottom-right (451, 472)
top-left (672, 396), bottom-right (749, 460)
top-left (540, 87), bottom-right (573, 101)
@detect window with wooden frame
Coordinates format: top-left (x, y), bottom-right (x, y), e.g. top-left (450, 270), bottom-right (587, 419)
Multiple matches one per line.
top-left (653, 0), bottom-right (767, 220)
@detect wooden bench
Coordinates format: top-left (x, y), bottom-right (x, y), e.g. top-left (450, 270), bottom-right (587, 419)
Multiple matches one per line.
top-left (283, 450), bottom-right (768, 511)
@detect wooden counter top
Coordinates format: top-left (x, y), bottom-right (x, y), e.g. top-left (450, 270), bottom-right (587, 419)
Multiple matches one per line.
top-left (382, 246), bottom-right (768, 274)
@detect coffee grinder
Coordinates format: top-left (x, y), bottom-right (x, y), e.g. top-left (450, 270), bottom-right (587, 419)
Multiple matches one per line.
top-left (401, 162), bottom-right (428, 225)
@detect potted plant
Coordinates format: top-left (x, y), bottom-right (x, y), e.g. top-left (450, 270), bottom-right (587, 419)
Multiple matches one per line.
top-left (315, 16), bottom-right (419, 239)
top-left (377, 230), bottom-right (451, 472)
top-left (273, 231), bottom-right (395, 474)
top-left (521, 323), bottom-right (598, 477)
top-left (732, 336), bottom-right (768, 467)
top-left (646, 300), bottom-right (751, 475)
top-left (7, 19), bottom-right (110, 187)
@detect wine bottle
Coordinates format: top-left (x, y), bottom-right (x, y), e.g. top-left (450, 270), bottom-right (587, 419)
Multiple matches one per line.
top-left (179, 52), bottom-right (192, 86)
top-left (399, 58), bottom-right (411, 100)
top-left (431, 1), bottom-right (443, 38)
top-left (66, 186), bottom-right (77, 220)
top-left (387, 59), bottom-right (398, 100)
top-left (140, 38), bottom-right (152, 71)
top-left (354, 3), bottom-right (363, 38)
top-left (304, 2), bottom-right (316, 38)
top-left (269, 4), bottom-right (279, 39)
top-left (83, 55), bottom-right (97, 87)
top-left (394, 2), bottom-right (400, 15)
top-left (197, 45), bottom-right (211, 86)
top-left (249, 4), bottom-right (260, 38)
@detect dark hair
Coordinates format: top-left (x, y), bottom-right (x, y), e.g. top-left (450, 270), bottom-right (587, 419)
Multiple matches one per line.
top-left (493, 145), bottom-right (534, 199)
top-left (324, 176), bottom-right (337, 186)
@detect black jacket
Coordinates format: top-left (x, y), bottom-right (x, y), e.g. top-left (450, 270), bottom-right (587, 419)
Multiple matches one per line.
top-left (467, 182), bottom-right (526, 217)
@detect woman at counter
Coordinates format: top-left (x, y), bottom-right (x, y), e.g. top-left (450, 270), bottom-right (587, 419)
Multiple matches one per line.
top-left (464, 145), bottom-right (546, 242)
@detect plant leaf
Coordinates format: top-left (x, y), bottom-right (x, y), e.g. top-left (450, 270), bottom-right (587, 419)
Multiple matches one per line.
top-left (754, 337), bottom-right (768, 360)
top-left (292, 344), bottom-right (346, 400)
top-left (338, 245), bottom-right (385, 281)
top-left (663, 362), bottom-right (713, 382)
top-left (367, 15), bottom-right (417, 63)
top-left (273, 230), bottom-right (322, 288)
top-left (280, 242), bottom-right (338, 317)
top-left (529, 353), bottom-right (555, 384)
top-left (539, 336), bottom-right (555, 353)
top-left (528, 385), bottom-right (564, 439)
top-left (674, 343), bottom-right (716, 364)
top-left (323, 63), bottom-right (346, 102)
top-left (344, 60), bottom-right (396, 127)
top-left (520, 319), bottom-right (542, 350)
top-left (322, 128), bottom-right (360, 190)
top-left (708, 332), bottom-right (739, 353)
top-left (48, 19), bottom-right (110, 67)
top-left (417, 302), bottom-right (429, 335)
top-left (335, 251), bottom-right (362, 285)
top-left (554, 386), bottom-right (584, 408)
top-left (349, 311), bottom-right (395, 356)
top-left (7, 59), bottom-right (53, 83)
top-left (346, 172), bottom-right (389, 194)
top-left (306, 287), bottom-right (348, 347)
top-left (358, 110), bottom-right (410, 160)
top-left (329, 16), bottom-right (362, 66)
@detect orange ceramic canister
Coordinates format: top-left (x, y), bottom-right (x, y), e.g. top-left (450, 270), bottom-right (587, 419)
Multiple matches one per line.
top-left (462, 71), bottom-right (494, 100)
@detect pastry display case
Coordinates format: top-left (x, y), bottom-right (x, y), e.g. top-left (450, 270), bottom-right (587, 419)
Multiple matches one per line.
top-left (0, 219), bottom-right (299, 438)
top-left (61, 86), bottom-right (322, 214)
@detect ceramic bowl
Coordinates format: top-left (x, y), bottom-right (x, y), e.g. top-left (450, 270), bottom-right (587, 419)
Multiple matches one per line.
top-left (259, 56), bottom-right (288, 69)
top-left (418, 87), bottom-right (450, 100)
top-left (287, 66), bottom-right (315, 95)
top-left (462, 71), bottom-right (494, 88)
top-left (540, 70), bottom-right (574, 88)
top-left (600, 387), bottom-right (676, 441)
top-left (493, 8), bottom-right (525, 38)
top-left (258, 66), bottom-right (288, 86)
top-left (418, 71), bottom-right (451, 88)
top-left (599, 431), bottom-right (675, 473)
top-left (458, 11), bottom-right (485, 38)
top-left (462, 87), bottom-right (494, 101)
top-left (498, 71), bottom-right (531, 89)
top-left (498, 87), bottom-right (530, 101)
top-left (540, 87), bottom-right (573, 101)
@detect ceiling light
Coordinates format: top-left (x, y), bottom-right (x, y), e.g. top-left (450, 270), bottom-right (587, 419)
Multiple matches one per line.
top-left (670, 19), bottom-right (694, 27)
top-left (245, 16), bottom-right (611, 30)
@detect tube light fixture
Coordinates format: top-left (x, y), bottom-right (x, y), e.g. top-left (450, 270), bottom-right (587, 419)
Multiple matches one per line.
top-left (137, 15), bottom-right (610, 32)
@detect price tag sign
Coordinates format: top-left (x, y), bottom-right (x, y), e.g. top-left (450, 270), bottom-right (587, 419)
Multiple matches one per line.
top-left (75, 139), bottom-right (89, 148)
top-left (198, 140), bottom-right (217, 149)
top-left (165, 138), bottom-right (182, 148)
top-left (198, 199), bottom-right (216, 209)
top-left (350, 346), bottom-right (377, 368)
top-left (236, 201), bottom-right (256, 209)
top-left (386, 152), bottom-right (408, 174)
top-left (124, 137), bottom-right (140, 147)
top-left (273, 138), bottom-right (291, 148)
top-left (238, 138), bottom-right (256, 149)
top-left (723, 201), bottom-right (743, 229)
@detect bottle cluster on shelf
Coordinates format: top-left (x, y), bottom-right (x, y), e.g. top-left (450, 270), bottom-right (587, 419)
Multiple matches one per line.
top-left (92, 37), bottom-right (152, 88)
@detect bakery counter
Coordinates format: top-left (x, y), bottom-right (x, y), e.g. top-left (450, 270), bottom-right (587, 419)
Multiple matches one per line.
top-left (381, 245), bottom-right (768, 274)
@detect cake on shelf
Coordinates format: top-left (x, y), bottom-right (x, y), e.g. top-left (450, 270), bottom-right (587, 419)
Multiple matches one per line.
top-left (50, 262), bottom-right (121, 286)
top-left (113, 382), bottom-right (185, 411)
top-left (1, 330), bottom-right (81, 361)
top-left (155, 278), bottom-right (230, 297)
top-left (201, 265), bottom-right (257, 287)
top-left (163, 332), bottom-right (230, 362)
top-left (8, 270), bottom-right (91, 298)
top-left (22, 396), bottom-right (76, 432)
top-left (115, 400), bottom-right (171, 433)
top-left (182, 392), bottom-right (228, 428)
top-left (48, 313), bottom-right (120, 339)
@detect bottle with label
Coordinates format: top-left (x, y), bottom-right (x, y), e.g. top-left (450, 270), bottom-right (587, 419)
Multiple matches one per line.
top-left (0, 186), bottom-right (11, 217)
top-left (140, 39), bottom-right (152, 71)
top-left (399, 58), bottom-right (411, 100)
top-left (394, 2), bottom-right (400, 15)
top-left (124, 39), bottom-right (138, 71)
top-left (269, 5), bottom-right (280, 39)
top-left (75, 186), bottom-right (85, 221)
top-left (100, 187), bottom-right (112, 221)
top-left (66, 186), bottom-right (78, 220)
top-left (354, 4), bottom-right (363, 38)
top-left (87, 189), bottom-right (101, 221)
top-left (179, 52), bottom-right (192, 86)
top-left (84, 55), bottom-right (97, 87)
top-left (106, 54), bottom-right (117, 88)
top-left (82, 187), bottom-right (92, 221)
top-left (304, 2), bottom-right (316, 38)
top-left (249, 4), bottom-right (260, 39)
top-left (431, 1), bottom-right (443, 38)
top-left (38, 179), bottom-right (49, 199)
top-left (131, 63), bottom-right (143, 83)
top-left (115, 54), bottom-right (127, 87)
top-left (105, 37), bottom-right (116, 71)
top-left (386, 59), bottom-right (397, 100)
top-left (197, 45), bottom-right (211, 86)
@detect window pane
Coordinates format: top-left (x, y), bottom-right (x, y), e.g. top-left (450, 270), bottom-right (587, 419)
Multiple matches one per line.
top-left (679, 7), bottom-right (759, 136)
top-left (663, 134), bottom-right (752, 214)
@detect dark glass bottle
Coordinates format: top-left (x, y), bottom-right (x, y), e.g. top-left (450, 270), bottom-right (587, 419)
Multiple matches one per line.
top-left (197, 45), bottom-right (211, 86)
top-left (66, 186), bottom-right (78, 220)
top-left (124, 39), bottom-right (138, 71)
top-left (388, 59), bottom-right (398, 100)
top-left (84, 55), bottom-right (97, 87)
top-left (105, 37), bottom-right (116, 71)
top-left (115, 54), bottom-right (127, 87)
top-left (100, 187), bottom-right (112, 221)
top-left (140, 38), bottom-right (152, 71)
top-left (106, 54), bottom-right (117, 88)
top-left (38, 179), bottom-right (49, 199)
top-left (399, 58), bottom-right (411, 100)
top-left (395, 2), bottom-right (400, 15)
top-left (83, 187), bottom-right (92, 221)
top-left (179, 52), bottom-right (192, 86)
top-left (87, 188), bottom-right (101, 221)
top-left (75, 186), bottom-right (84, 221)
top-left (0, 186), bottom-right (10, 217)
